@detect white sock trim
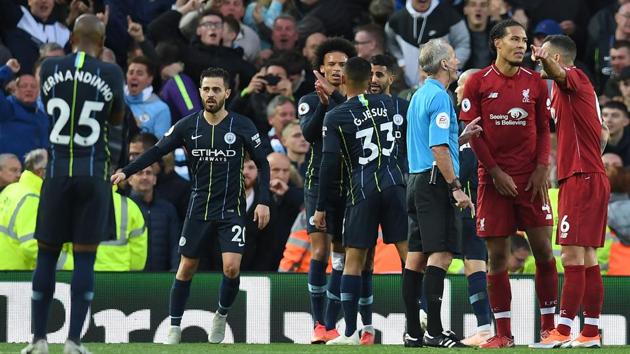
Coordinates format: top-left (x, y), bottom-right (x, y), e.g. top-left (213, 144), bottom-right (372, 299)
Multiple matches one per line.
top-left (584, 317), bottom-right (599, 326)
top-left (494, 311), bottom-right (511, 319)
top-left (540, 307), bottom-right (556, 315)
top-left (478, 324), bottom-right (492, 333)
top-left (558, 316), bottom-right (574, 327)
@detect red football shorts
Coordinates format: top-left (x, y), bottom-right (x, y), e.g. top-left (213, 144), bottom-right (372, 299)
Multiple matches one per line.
top-left (476, 182), bottom-right (553, 237)
top-left (556, 173), bottom-right (610, 247)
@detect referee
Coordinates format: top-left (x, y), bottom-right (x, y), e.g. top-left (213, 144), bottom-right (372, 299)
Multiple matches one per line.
top-left (402, 39), bottom-right (476, 348)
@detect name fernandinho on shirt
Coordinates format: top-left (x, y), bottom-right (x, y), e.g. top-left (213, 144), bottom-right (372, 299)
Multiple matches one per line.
top-left (42, 69), bottom-right (114, 102)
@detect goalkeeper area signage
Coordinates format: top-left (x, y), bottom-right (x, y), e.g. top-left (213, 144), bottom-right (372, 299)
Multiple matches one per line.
top-left (0, 273), bottom-right (627, 344)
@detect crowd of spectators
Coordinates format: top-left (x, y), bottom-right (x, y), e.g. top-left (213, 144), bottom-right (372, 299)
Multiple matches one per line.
top-left (1, 0), bottom-right (629, 273)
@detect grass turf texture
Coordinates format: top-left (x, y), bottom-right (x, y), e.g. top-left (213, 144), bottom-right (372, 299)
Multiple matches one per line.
top-left (0, 343), bottom-right (628, 353)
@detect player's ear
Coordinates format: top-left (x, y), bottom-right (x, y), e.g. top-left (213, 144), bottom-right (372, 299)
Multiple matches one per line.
top-left (225, 88), bottom-right (231, 99)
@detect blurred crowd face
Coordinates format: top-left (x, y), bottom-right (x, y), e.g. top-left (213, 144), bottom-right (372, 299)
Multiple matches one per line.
top-left (197, 14), bottom-right (224, 46)
top-left (0, 157), bottom-right (21, 187)
top-left (15, 75), bottom-right (38, 105)
top-left (200, 76), bottom-right (230, 114)
top-left (603, 153), bottom-right (624, 170)
top-left (129, 166), bottom-right (157, 194)
top-left (282, 124), bottom-right (309, 155)
top-left (369, 64), bottom-right (393, 94)
top-left (610, 46), bottom-right (630, 75)
top-left (28, 0), bottom-right (54, 21)
top-left (602, 107), bottom-right (629, 136)
top-left (270, 101), bottom-right (296, 134)
top-left (268, 153), bottom-right (291, 184)
top-left (126, 63), bottom-right (153, 96)
top-left (354, 31), bottom-right (377, 59)
top-left (495, 25), bottom-right (527, 66)
top-left (616, 4), bottom-right (630, 39)
top-left (464, 0), bottom-right (490, 30)
top-left (220, 0), bottom-right (245, 21)
top-left (303, 32), bottom-right (327, 63)
top-left (243, 159), bottom-right (258, 189)
top-left (455, 69), bottom-right (479, 106)
top-left (320, 52), bottom-right (348, 87)
top-left (265, 65), bottom-right (289, 94)
top-left (411, 0), bottom-right (431, 13)
top-left (508, 247), bottom-right (529, 272)
top-left (272, 18), bottom-right (299, 51)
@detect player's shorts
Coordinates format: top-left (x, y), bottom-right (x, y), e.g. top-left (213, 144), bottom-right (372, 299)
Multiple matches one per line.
top-left (407, 172), bottom-right (462, 254)
top-left (35, 176), bottom-right (114, 245)
top-left (179, 215), bottom-right (247, 258)
top-left (556, 173), bottom-right (610, 248)
top-left (460, 214), bottom-right (487, 260)
top-left (476, 182), bottom-right (553, 237)
top-left (304, 186), bottom-right (344, 241)
top-left (343, 185), bottom-right (407, 249)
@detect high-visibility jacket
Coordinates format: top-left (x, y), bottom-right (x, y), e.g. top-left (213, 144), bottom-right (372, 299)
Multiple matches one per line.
top-left (63, 190), bottom-right (148, 271)
top-left (0, 170), bottom-right (42, 270)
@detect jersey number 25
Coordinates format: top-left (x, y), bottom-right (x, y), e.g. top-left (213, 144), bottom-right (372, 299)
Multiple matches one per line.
top-left (47, 98), bottom-right (104, 147)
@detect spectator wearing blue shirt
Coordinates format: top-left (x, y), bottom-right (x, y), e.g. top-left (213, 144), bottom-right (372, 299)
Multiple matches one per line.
top-left (125, 56), bottom-right (171, 138)
top-left (0, 59), bottom-right (49, 162)
top-left (402, 39), bottom-right (476, 348)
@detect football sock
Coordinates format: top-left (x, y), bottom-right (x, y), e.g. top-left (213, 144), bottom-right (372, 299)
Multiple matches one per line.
top-left (535, 258), bottom-right (558, 332)
top-left (487, 271), bottom-right (512, 337)
top-left (359, 270), bottom-right (373, 327)
top-left (217, 275), bottom-right (240, 316)
top-left (325, 269), bottom-right (342, 330)
top-left (69, 251), bottom-right (96, 343)
top-left (402, 268), bottom-right (423, 338)
top-left (467, 271), bottom-right (492, 329)
top-left (582, 265), bottom-right (603, 337)
top-left (557, 265), bottom-right (585, 336)
top-left (424, 266), bottom-right (446, 337)
top-left (308, 259), bottom-right (327, 325)
top-left (31, 248), bottom-right (60, 341)
top-left (340, 274), bottom-right (361, 337)
top-left (169, 279), bottom-right (192, 326)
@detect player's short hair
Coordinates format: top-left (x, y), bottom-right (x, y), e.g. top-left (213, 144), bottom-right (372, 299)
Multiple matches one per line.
top-left (602, 101), bottom-right (629, 118)
top-left (542, 35), bottom-right (577, 64)
top-left (355, 23), bottom-right (385, 50)
top-left (312, 37), bottom-right (356, 69)
top-left (267, 95), bottom-right (293, 118)
top-left (510, 234), bottom-right (531, 254)
top-left (369, 54), bottom-right (397, 73)
top-left (199, 67), bottom-right (231, 88)
top-left (128, 56), bottom-right (156, 77)
top-left (24, 149), bottom-right (47, 172)
top-left (489, 19), bottom-right (527, 53)
top-left (343, 57), bottom-right (372, 86)
top-left (418, 39), bottom-right (452, 75)
top-left (130, 132), bottom-right (158, 150)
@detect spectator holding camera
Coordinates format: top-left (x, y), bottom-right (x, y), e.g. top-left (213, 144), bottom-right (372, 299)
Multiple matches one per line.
top-left (230, 60), bottom-right (293, 137)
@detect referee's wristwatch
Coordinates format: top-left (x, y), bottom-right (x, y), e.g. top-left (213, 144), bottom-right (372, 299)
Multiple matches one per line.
top-left (448, 178), bottom-right (462, 192)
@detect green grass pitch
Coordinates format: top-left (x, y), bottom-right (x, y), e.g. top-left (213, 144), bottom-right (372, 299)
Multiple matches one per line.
top-left (0, 343), bottom-right (628, 353)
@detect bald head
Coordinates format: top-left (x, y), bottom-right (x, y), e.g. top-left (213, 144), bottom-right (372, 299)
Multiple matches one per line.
top-left (267, 152), bottom-right (291, 184)
top-left (71, 14), bottom-right (106, 52)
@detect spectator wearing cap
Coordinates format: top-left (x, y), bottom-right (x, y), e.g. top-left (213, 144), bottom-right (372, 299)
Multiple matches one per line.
top-left (523, 19), bottom-right (564, 71)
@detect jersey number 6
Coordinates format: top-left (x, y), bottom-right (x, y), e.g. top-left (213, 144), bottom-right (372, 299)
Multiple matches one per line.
top-left (47, 98), bottom-right (104, 147)
top-left (355, 122), bottom-right (395, 165)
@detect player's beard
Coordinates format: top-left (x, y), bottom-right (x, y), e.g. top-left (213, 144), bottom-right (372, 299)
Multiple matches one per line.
top-left (204, 97), bottom-right (225, 114)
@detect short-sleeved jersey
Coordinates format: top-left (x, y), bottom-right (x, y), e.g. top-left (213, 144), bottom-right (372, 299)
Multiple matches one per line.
top-left (323, 94), bottom-right (405, 206)
top-left (153, 111), bottom-right (267, 221)
top-left (392, 95), bottom-right (410, 173)
top-left (460, 64), bottom-right (551, 184)
top-left (298, 92), bottom-right (344, 191)
top-left (39, 52), bottom-right (125, 180)
top-left (550, 67), bottom-right (606, 181)
top-left (406, 79), bottom-right (460, 176)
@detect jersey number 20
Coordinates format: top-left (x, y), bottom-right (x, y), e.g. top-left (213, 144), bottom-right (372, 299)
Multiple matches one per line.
top-left (355, 122), bottom-right (395, 165)
top-left (47, 98), bottom-right (104, 147)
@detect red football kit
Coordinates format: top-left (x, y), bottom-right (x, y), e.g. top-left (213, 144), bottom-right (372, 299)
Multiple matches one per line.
top-left (551, 66), bottom-right (609, 247)
top-left (460, 64), bottom-right (552, 236)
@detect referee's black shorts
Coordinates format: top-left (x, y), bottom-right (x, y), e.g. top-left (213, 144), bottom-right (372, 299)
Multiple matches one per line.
top-left (407, 171), bottom-right (462, 255)
top-left (35, 176), bottom-right (115, 245)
